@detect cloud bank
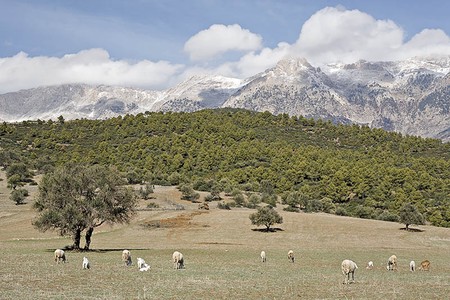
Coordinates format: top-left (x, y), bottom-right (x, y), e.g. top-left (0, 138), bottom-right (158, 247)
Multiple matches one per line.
top-left (1, 6), bottom-right (450, 94)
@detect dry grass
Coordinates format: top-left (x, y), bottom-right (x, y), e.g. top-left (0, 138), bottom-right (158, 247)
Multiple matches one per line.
top-left (0, 171), bottom-right (449, 299)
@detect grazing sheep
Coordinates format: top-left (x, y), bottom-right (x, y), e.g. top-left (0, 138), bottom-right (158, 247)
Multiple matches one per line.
top-left (137, 257), bottom-right (150, 271)
top-left (366, 261), bottom-right (374, 269)
top-left (409, 260), bottom-right (416, 272)
top-left (419, 260), bottom-right (430, 271)
top-left (260, 251), bottom-right (266, 263)
top-left (341, 259), bottom-right (358, 284)
top-left (82, 257), bottom-right (90, 270)
top-left (122, 250), bottom-right (132, 266)
top-left (387, 255), bottom-right (398, 271)
top-left (54, 249), bottom-right (66, 264)
top-left (287, 250), bottom-right (295, 263)
top-left (173, 251), bottom-right (184, 269)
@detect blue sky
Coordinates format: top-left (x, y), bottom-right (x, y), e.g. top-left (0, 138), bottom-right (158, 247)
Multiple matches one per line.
top-left (1, 0), bottom-right (450, 93)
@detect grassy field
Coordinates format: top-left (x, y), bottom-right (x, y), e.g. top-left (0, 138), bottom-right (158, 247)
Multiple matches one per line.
top-left (0, 171), bottom-right (449, 299)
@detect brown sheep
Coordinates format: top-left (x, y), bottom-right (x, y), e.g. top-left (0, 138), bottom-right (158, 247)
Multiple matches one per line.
top-left (419, 260), bottom-right (430, 271)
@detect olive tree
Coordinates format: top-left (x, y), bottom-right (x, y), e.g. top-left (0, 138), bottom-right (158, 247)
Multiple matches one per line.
top-left (33, 164), bottom-right (137, 250)
top-left (249, 206), bottom-right (283, 232)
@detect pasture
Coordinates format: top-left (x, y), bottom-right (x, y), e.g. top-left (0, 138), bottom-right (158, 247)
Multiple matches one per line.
top-left (0, 171), bottom-right (449, 299)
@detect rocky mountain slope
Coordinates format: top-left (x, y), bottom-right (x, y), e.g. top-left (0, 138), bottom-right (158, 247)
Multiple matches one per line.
top-left (1, 56), bottom-right (449, 141)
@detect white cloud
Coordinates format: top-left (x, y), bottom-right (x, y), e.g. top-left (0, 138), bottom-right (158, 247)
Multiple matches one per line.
top-left (2, 7), bottom-right (450, 94)
top-left (183, 24), bottom-right (263, 61)
top-left (0, 49), bottom-right (183, 94)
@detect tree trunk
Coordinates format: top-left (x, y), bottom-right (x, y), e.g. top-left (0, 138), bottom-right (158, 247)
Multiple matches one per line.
top-left (84, 227), bottom-right (94, 250)
top-left (72, 228), bottom-right (81, 250)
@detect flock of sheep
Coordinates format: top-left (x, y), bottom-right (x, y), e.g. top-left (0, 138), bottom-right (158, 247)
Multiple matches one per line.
top-left (53, 248), bottom-right (184, 271)
top-left (54, 248), bottom-right (431, 284)
top-left (341, 254), bottom-right (431, 284)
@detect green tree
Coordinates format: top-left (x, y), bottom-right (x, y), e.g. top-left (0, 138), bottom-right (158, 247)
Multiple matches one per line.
top-left (249, 206), bottom-right (283, 232)
top-left (398, 203), bottom-right (424, 231)
top-left (33, 164), bottom-right (137, 250)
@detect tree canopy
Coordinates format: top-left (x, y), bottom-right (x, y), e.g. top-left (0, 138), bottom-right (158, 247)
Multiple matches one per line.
top-left (33, 164), bottom-right (137, 250)
top-left (399, 203), bottom-right (425, 231)
top-left (249, 206), bottom-right (283, 232)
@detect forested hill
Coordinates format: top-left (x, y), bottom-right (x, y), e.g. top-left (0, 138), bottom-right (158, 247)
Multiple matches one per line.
top-left (1, 108), bottom-right (449, 227)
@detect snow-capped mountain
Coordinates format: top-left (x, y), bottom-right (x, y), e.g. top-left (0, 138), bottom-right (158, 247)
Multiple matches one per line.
top-left (1, 56), bottom-right (450, 141)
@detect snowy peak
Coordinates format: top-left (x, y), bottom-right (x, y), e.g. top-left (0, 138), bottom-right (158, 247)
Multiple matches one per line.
top-left (0, 56), bottom-right (450, 141)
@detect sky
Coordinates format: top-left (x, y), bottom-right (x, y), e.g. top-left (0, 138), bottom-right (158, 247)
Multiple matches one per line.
top-left (1, 0), bottom-right (450, 94)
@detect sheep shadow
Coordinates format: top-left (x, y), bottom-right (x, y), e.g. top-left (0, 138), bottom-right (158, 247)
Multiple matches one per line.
top-left (251, 227), bottom-right (284, 233)
top-left (399, 227), bottom-right (424, 232)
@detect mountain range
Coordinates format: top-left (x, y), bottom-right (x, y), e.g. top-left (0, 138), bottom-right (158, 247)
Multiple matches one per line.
top-left (1, 56), bottom-right (449, 141)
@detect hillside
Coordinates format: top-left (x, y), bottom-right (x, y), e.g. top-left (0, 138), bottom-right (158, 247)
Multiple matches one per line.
top-left (1, 109), bottom-right (449, 227)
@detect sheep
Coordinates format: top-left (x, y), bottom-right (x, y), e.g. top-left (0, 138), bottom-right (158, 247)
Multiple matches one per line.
top-left (122, 250), bottom-right (132, 266)
top-left (419, 260), bottom-right (430, 271)
top-left (54, 249), bottom-right (66, 264)
top-left (366, 261), bottom-right (374, 270)
top-left (260, 251), bottom-right (266, 263)
top-left (137, 257), bottom-right (150, 271)
top-left (172, 251), bottom-right (184, 269)
top-left (409, 260), bottom-right (416, 272)
top-left (387, 255), bottom-right (398, 271)
top-left (341, 259), bottom-right (358, 284)
top-left (82, 257), bottom-right (90, 270)
top-left (287, 250), bottom-right (295, 263)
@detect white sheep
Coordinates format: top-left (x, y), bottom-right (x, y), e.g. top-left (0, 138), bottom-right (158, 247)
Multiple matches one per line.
top-left (409, 260), bottom-right (415, 272)
top-left (366, 261), bottom-right (374, 269)
top-left (173, 251), bottom-right (184, 269)
top-left (82, 256), bottom-right (90, 270)
top-left (287, 250), bottom-right (295, 263)
top-left (122, 250), bottom-right (132, 266)
top-left (54, 249), bottom-right (66, 264)
top-left (387, 255), bottom-right (398, 271)
top-left (137, 257), bottom-right (151, 271)
top-left (341, 259), bottom-right (358, 284)
top-left (260, 251), bottom-right (266, 262)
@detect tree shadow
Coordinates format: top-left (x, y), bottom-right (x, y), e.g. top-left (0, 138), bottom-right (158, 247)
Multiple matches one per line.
top-left (399, 227), bottom-right (424, 232)
top-left (251, 227), bottom-right (284, 233)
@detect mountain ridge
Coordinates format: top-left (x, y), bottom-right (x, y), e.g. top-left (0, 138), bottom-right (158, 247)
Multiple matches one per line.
top-left (1, 56), bottom-right (449, 141)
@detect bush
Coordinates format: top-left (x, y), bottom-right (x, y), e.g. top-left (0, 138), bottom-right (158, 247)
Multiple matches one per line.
top-left (146, 202), bottom-right (160, 209)
top-left (217, 201), bottom-right (231, 210)
top-left (10, 188), bottom-right (28, 205)
top-left (283, 206), bottom-right (300, 212)
top-left (377, 210), bottom-right (400, 222)
top-left (335, 206), bottom-right (348, 216)
top-left (261, 193), bottom-right (277, 207)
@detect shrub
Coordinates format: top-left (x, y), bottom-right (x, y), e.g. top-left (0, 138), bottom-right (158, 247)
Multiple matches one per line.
top-left (146, 202), bottom-right (160, 209)
top-left (217, 201), bottom-right (231, 210)
top-left (377, 210), bottom-right (400, 222)
top-left (335, 206), bottom-right (348, 216)
top-left (10, 188), bottom-right (28, 205)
